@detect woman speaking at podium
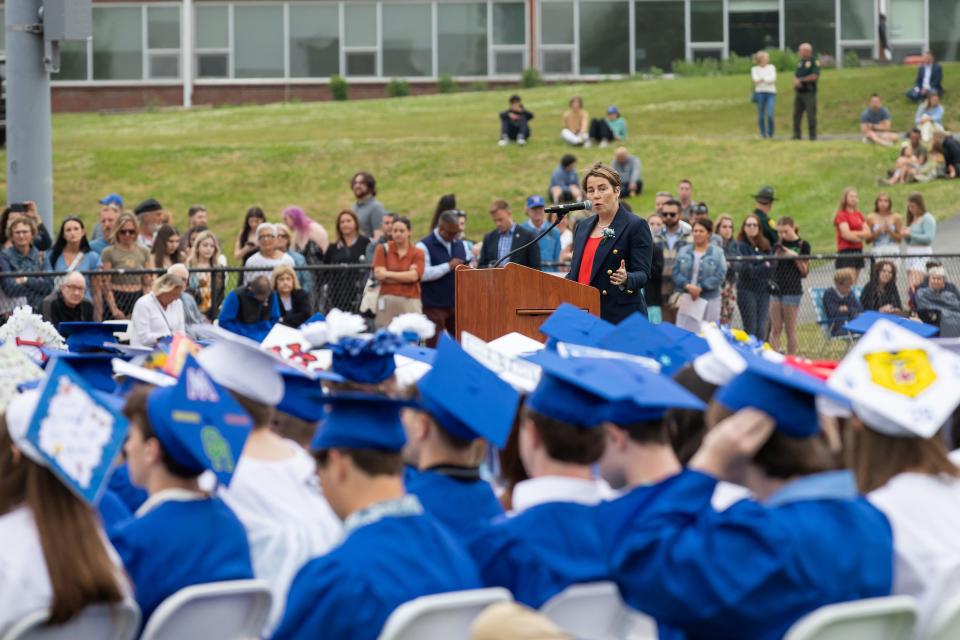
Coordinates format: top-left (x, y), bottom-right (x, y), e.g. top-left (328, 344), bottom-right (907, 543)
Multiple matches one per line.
top-left (566, 163), bottom-right (653, 323)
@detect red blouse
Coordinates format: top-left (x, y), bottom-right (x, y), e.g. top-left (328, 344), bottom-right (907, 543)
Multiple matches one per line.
top-left (577, 236), bottom-right (602, 285)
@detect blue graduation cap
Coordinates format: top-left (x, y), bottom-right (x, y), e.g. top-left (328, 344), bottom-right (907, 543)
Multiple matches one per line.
top-left (305, 311), bottom-right (326, 325)
top-left (397, 343), bottom-right (436, 365)
top-left (416, 335), bottom-right (520, 447)
top-left (330, 331), bottom-right (407, 385)
top-left (311, 393), bottom-right (413, 452)
top-left (601, 366), bottom-right (707, 424)
top-left (276, 365), bottom-right (341, 423)
top-left (597, 313), bottom-right (694, 375)
top-left (23, 359), bottom-right (129, 504)
top-left (59, 322), bottom-right (127, 353)
top-left (714, 355), bottom-right (850, 438)
top-left (539, 303), bottom-right (616, 350)
top-left (146, 355), bottom-right (254, 486)
top-left (842, 310), bottom-right (939, 338)
top-left (44, 352), bottom-right (119, 394)
top-left (654, 320), bottom-right (710, 360)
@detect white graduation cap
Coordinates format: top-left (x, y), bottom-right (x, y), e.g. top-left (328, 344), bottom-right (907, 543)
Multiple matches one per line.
top-left (0, 340), bottom-right (45, 412)
top-left (486, 332), bottom-right (545, 359)
top-left (461, 331), bottom-right (542, 393)
top-left (195, 326), bottom-right (286, 406)
top-left (555, 341), bottom-right (661, 373)
top-left (691, 324), bottom-right (749, 386)
top-left (111, 358), bottom-right (177, 387)
top-left (828, 318), bottom-right (960, 438)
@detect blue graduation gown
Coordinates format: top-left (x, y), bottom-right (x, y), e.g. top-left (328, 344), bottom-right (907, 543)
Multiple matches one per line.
top-left (97, 489), bottom-right (132, 531)
top-left (466, 501), bottom-right (609, 608)
top-left (107, 464), bottom-right (148, 513)
top-left (406, 468), bottom-right (504, 537)
top-left (597, 469), bottom-right (893, 640)
top-left (109, 497), bottom-right (254, 624)
top-left (273, 511), bottom-right (482, 640)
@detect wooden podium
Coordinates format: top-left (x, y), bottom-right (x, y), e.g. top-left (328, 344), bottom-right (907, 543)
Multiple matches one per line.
top-left (454, 263), bottom-right (600, 342)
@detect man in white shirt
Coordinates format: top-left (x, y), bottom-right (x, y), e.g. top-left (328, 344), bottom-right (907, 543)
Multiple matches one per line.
top-left (129, 273), bottom-right (186, 347)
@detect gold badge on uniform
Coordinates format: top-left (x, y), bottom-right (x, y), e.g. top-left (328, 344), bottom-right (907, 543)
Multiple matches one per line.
top-left (804, 60), bottom-right (811, 68)
top-left (864, 349), bottom-right (937, 398)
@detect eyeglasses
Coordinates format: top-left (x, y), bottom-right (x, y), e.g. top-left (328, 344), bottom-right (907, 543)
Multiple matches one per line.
top-left (259, 234), bottom-right (276, 240)
top-left (63, 284), bottom-right (85, 292)
top-left (744, 223), bottom-right (759, 228)
top-left (117, 229), bottom-right (136, 236)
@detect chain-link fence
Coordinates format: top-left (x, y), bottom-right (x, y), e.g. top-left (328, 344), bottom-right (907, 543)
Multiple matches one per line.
top-left (1, 254), bottom-right (957, 358)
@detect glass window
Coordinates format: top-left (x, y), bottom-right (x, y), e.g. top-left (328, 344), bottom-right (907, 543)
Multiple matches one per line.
top-left (542, 49), bottom-right (573, 73)
top-left (579, 1), bottom-right (629, 75)
top-left (690, 0), bottom-right (723, 42)
top-left (785, 0), bottom-right (836, 57)
top-left (841, 0), bottom-right (874, 40)
top-left (234, 5), bottom-right (284, 78)
top-left (929, 0), bottom-right (959, 61)
top-left (195, 5), bottom-right (228, 50)
top-left (888, 0), bottom-right (923, 42)
top-left (290, 5), bottom-right (340, 77)
top-left (635, 1), bottom-right (685, 71)
top-left (52, 40), bottom-right (89, 81)
top-left (93, 6), bottom-right (143, 80)
top-left (495, 51), bottom-right (524, 73)
top-left (148, 6), bottom-right (180, 49)
top-left (197, 53), bottom-right (229, 78)
top-left (346, 52), bottom-right (376, 76)
top-left (493, 3), bottom-right (525, 45)
top-left (345, 4), bottom-right (377, 48)
top-left (149, 54), bottom-right (180, 79)
top-left (541, 2), bottom-right (574, 45)
top-left (438, 3), bottom-right (488, 76)
top-left (382, 4), bottom-right (432, 77)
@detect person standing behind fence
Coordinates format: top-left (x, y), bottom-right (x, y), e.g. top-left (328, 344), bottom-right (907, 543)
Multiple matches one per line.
top-left (716, 215), bottom-right (741, 326)
top-left (0, 216), bottom-right (54, 313)
top-left (736, 214), bottom-right (773, 338)
top-left (656, 199), bottom-right (691, 325)
top-left (0, 201), bottom-right (52, 252)
top-left (185, 230), bottom-right (226, 322)
top-left (672, 218), bottom-right (727, 332)
top-left (902, 192), bottom-right (937, 292)
top-left (324, 210), bottom-right (372, 313)
top-left (351, 172), bottom-right (388, 241)
top-left (792, 43), bottom-right (820, 141)
top-left (98, 212), bottom-right (151, 321)
top-left (149, 225), bottom-right (183, 271)
top-left (244, 223), bottom-right (295, 285)
top-left (866, 193), bottom-right (903, 257)
top-left (276, 223), bottom-right (311, 299)
top-left (417, 211), bottom-right (467, 347)
top-left (751, 51), bottom-right (777, 139)
top-left (834, 187), bottom-right (869, 281)
top-left (282, 206), bottom-right (329, 264)
top-left (522, 196), bottom-right (561, 270)
top-left (645, 214), bottom-right (665, 324)
top-left (44, 216), bottom-right (101, 303)
top-left (373, 216), bottom-right (425, 329)
top-left (768, 217), bottom-right (810, 355)
top-left (234, 207), bottom-right (266, 264)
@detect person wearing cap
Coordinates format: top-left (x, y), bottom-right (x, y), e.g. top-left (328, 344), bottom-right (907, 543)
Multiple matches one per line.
top-left (598, 357), bottom-right (892, 639)
top-left (41, 271), bottom-right (95, 330)
top-left (402, 337), bottom-right (520, 536)
top-left (831, 320), bottom-right (960, 636)
top-left (217, 275), bottom-right (281, 343)
top-left (522, 195), bottom-right (561, 271)
top-left (196, 331), bottom-right (342, 632)
top-left (90, 195), bottom-right (122, 253)
top-left (110, 360), bottom-right (254, 625)
top-left (273, 393), bottom-right (482, 640)
top-left (587, 105), bottom-right (627, 148)
top-left (611, 147), bottom-right (642, 198)
top-left (0, 387), bottom-right (129, 633)
top-left (416, 210), bottom-right (467, 348)
top-left (133, 198), bottom-right (164, 249)
top-left (751, 185), bottom-right (780, 247)
top-left (129, 272), bottom-right (186, 348)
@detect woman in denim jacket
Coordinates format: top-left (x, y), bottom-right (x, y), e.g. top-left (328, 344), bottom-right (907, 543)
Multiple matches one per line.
top-left (672, 218), bottom-right (727, 332)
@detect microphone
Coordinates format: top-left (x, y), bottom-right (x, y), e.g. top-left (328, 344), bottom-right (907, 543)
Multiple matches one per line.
top-left (544, 201), bottom-right (593, 215)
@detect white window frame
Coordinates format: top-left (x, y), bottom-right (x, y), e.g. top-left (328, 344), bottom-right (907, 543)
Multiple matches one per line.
top-left (490, 0), bottom-right (528, 76)
top-left (193, 2), bottom-right (232, 80)
top-left (576, 0), bottom-right (633, 78)
top-left (633, 0), bottom-right (686, 73)
top-left (145, 4), bottom-right (183, 80)
top-left (287, 1), bottom-right (342, 79)
top-left (686, 0), bottom-right (729, 60)
top-left (340, 1), bottom-right (380, 78)
top-left (836, 0), bottom-right (878, 66)
top-left (538, 0), bottom-right (579, 78)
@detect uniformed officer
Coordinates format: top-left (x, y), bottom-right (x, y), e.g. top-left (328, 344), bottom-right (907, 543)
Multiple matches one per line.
top-left (793, 43), bottom-right (821, 140)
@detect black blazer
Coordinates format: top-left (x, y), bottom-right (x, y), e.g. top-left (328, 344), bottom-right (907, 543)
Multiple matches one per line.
top-left (480, 224), bottom-right (542, 270)
top-left (277, 288), bottom-right (313, 328)
top-left (914, 63), bottom-right (944, 95)
top-left (566, 204), bottom-right (653, 324)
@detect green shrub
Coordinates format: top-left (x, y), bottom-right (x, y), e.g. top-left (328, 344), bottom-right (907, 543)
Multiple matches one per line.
top-left (649, 66), bottom-right (664, 78)
top-left (766, 47), bottom-right (800, 72)
top-left (437, 73), bottom-right (457, 94)
top-left (387, 78), bottom-right (412, 98)
top-left (466, 81), bottom-right (489, 92)
top-left (521, 67), bottom-right (543, 88)
top-left (330, 74), bottom-right (348, 101)
top-left (843, 51), bottom-right (863, 68)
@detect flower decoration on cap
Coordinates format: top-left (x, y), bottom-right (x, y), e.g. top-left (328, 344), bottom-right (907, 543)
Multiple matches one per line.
top-left (0, 340), bottom-right (45, 412)
top-left (0, 306), bottom-right (67, 361)
top-left (303, 308), bottom-right (367, 349)
top-left (387, 313), bottom-right (436, 343)
top-left (329, 330), bottom-right (408, 385)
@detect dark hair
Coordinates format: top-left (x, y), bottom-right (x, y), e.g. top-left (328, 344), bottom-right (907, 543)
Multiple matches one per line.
top-left (509, 94), bottom-right (522, 104)
top-left (498, 409), bottom-right (529, 511)
top-left (151, 224), bottom-right (182, 269)
top-left (910, 127), bottom-right (922, 136)
top-left (228, 388), bottom-right (274, 427)
top-left (123, 385), bottom-right (200, 478)
top-left (619, 418), bottom-right (673, 446)
top-left (188, 205), bottom-right (207, 219)
top-left (776, 216), bottom-right (798, 232)
top-left (49, 216), bottom-right (92, 269)
top-left (335, 209), bottom-right (361, 245)
top-left (561, 154), bottom-right (577, 169)
top-left (693, 218), bottom-right (713, 234)
top-left (315, 447), bottom-right (404, 476)
top-left (239, 206), bottom-right (266, 248)
top-left (392, 215), bottom-right (412, 231)
top-left (906, 192), bottom-right (928, 226)
top-left (489, 199), bottom-right (511, 215)
top-left (351, 171), bottom-right (377, 197)
top-left (437, 210), bottom-right (460, 227)
top-left (431, 194), bottom-right (457, 229)
top-left (737, 214), bottom-right (772, 251)
top-left (526, 408), bottom-right (606, 465)
top-left (670, 365), bottom-right (716, 463)
top-left (679, 178), bottom-right (692, 187)
top-left (691, 202), bottom-right (709, 216)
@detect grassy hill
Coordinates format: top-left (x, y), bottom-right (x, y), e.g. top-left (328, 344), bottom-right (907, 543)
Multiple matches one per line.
top-left (2, 63), bottom-right (958, 258)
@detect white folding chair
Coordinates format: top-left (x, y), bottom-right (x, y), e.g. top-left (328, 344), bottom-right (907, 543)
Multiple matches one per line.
top-left (927, 590), bottom-right (960, 640)
top-left (138, 580), bottom-right (272, 640)
top-left (0, 601), bottom-right (140, 640)
top-left (378, 587), bottom-right (512, 640)
top-left (783, 596), bottom-right (918, 640)
top-left (540, 581), bottom-right (656, 640)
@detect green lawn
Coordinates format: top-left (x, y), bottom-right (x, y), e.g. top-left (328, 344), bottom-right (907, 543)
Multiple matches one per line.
top-left (1, 63), bottom-right (958, 257)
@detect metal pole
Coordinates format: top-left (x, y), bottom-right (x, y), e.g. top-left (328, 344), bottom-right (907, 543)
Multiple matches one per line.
top-left (5, 0), bottom-right (54, 230)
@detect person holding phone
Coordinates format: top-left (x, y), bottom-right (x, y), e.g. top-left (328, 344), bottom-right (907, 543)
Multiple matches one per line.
top-left (0, 201), bottom-right (52, 251)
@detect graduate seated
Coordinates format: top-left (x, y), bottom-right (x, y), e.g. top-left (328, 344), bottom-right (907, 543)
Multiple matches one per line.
top-left (597, 355), bottom-right (893, 640)
top-left (402, 336), bottom-right (520, 537)
top-left (197, 331), bottom-right (342, 633)
top-left (0, 384), bottom-right (128, 633)
top-left (110, 357), bottom-right (255, 625)
top-left (833, 319), bottom-right (960, 637)
top-left (273, 393), bottom-right (482, 640)
top-left (467, 352), bottom-right (703, 608)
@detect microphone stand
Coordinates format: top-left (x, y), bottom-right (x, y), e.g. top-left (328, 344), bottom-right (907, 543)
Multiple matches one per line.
top-left (493, 211), bottom-right (569, 268)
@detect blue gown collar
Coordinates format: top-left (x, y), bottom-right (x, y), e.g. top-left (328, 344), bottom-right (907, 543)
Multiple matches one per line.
top-left (344, 494), bottom-right (424, 537)
top-left (764, 470), bottom-right (858, 507)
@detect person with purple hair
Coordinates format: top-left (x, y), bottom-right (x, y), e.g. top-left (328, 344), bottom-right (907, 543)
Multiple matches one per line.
top-left (282, 206), bottom-right (330, 263)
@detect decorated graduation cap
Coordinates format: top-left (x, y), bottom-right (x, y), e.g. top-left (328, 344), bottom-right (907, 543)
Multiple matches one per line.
top-left (59, 322), bottom-right (126, 353)
top-left (0, 339), bottom-right (45, 412)
top-left (42, 352), bottom-right (119, 394)
top-left (829, 318), bottom-right (960, 439)
top-left (715, 354), bottom-right (850, 438)
top-left (195, 326), bottom-right (285, 406)
top-left (146, 355), bottom-right (254, 486)
top-left (842, 310), bottom-right (939, 339)
top-left (277, 365), bottom-right (341, 423)
top-left (539, 303), bottom-right (616, 349)
top-left (416, 335), bottom-right (521, 447)
top-left (596, 312), bottom-right (693, 375)
top-left (310, 393), bottom-right (413, 452)
top-left (8, 359), bottom-right (129, 504)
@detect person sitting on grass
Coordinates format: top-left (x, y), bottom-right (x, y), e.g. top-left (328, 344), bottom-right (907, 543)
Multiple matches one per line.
top-left (860, 94), bottom-right (899, 147)
top-left (548, 154), bottom-right (581, 205)
top-left (823, 268), bottom-right (863, 336)
top-left (499, 94), bottom-right (533, 147)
